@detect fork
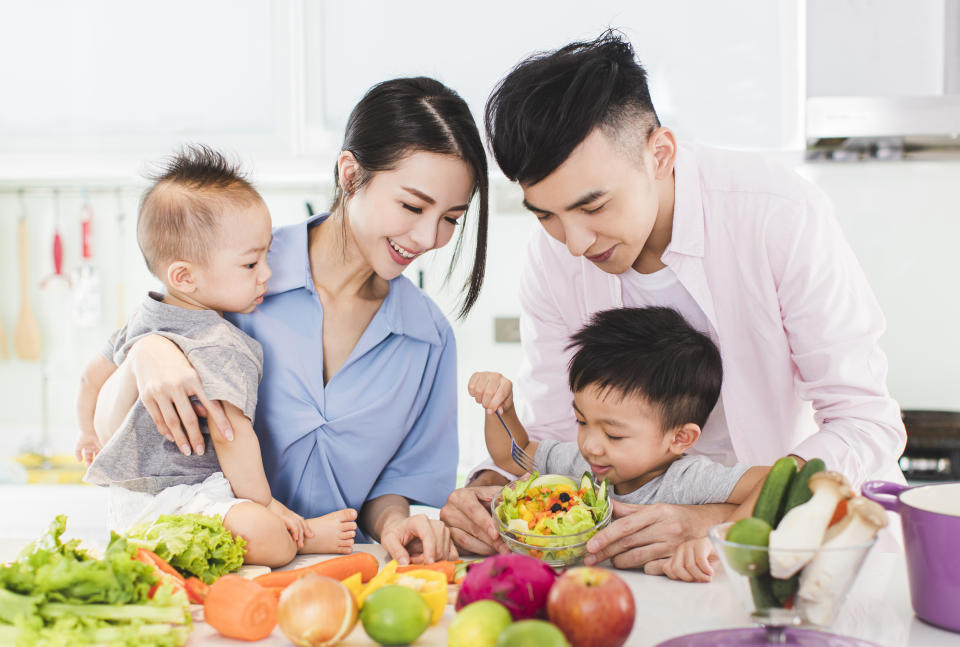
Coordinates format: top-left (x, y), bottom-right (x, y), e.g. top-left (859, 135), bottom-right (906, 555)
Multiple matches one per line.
top-left (495, 411), bottom-right (537, 475)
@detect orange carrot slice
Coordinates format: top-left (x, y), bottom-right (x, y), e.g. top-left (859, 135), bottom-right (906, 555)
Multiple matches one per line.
top-left (204, 574), bottom-right (277, 641)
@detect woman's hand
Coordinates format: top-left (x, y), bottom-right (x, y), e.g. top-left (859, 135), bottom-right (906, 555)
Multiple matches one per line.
top-left (379, 514), bottom-right (459, 566)
top-left (584, 500), bottom-right (733, 571)
top-left (439, 484), bottom-right (510, 556)
top-left (662, 537), bottom-right (716, 582)
top-left (267, 499), bottom-right (314, 548)
top-left (128, 335), bottom-right (231, 455)
top-left (467, 371), bottom-right (514, 415)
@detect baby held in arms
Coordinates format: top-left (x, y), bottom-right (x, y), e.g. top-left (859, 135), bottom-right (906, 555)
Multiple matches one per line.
top-left (76, 146), bottom-right (356, 566)
top-left (469, 306), bottom-right (772, 581)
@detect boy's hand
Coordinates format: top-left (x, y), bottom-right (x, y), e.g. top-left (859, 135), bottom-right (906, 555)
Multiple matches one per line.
top-left (267, 499), bottom-right (313, 548)
top-left (661, 537), bottom-right (716, 582)
top-left (468, 372), bottom-right (514, 415)
top-left (74, 432), bottom-right (102, 466)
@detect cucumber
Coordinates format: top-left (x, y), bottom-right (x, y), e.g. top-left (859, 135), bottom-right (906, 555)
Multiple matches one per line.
top-left (752, 456), bottom-right (798, 527)
top-left (529, 473), bottom-right (578, 490)
top-left (778, 458), bottom-right (826, 523)
top-left (749, 575), bottom-right (779, 612)
top-left (594, 479), bottom-right (610, 522)
top-left (579, 471), bottom-right (596, 506)
top-left (725, 517), bottom-right (772, 576)
top-left (771, 573), bottom-right (799, 605)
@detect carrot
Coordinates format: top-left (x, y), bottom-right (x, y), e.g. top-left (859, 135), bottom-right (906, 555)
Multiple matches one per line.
top-left (253, 552), bottom-right (380, 588)
top-left (204, 574), bottom-right (277, 641)
top-left (396, 560), bottom-right (462, 584)
top-left (828, 499), bottom-right (849, 527)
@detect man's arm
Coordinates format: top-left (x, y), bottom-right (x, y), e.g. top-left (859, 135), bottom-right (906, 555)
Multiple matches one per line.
top-left (209, 401), bottom-right (271, 506)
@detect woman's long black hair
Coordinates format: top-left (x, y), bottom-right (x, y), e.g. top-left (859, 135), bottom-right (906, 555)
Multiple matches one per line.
top-left (331, 77), bottom-right (488, 318)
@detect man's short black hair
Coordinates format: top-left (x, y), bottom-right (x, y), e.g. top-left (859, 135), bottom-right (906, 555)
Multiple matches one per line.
top-left (567, 307), bottom-right (722, 431)
top-left (485, 30), bottom-right (660, 186)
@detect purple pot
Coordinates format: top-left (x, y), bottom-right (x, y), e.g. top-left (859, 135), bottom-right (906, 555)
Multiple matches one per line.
top-left (862, 480), bottom-right (960, 633)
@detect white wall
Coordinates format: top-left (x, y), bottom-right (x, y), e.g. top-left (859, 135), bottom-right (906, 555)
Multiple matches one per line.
top-left (0, 1), bottom-right (957, 478)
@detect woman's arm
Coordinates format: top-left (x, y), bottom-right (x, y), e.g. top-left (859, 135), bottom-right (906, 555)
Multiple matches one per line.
top-left (360, 494), bottom-right (456, 566)
top-left (94, 335), bottom-right (232, 456)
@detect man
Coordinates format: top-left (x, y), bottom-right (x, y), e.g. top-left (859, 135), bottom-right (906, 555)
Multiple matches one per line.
top-left (440, 31), bottom-right (905, 571)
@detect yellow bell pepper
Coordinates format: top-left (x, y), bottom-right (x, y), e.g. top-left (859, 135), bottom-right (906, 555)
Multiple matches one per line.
top-left (340, 572), bottom-right (363, 603)
top-left (357, 559), bottom-right (399, 606)
top-left (392, 569), bottom-right (448, 625)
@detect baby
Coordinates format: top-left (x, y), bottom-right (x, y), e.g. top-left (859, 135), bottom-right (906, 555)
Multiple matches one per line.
top-left (75, 145), bottom-right (356, 566)
top-left (470, 306), bottom-right (770, 581)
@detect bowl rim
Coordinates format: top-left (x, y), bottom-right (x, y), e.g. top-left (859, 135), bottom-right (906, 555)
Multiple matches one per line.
top-left (490, 478), bottom-right (613, 541)
top-left (708, 520), bottom-right (877, 553)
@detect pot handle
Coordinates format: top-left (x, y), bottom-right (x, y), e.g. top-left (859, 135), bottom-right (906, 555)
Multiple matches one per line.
top-left (861, 480), bottom-right (909, 512)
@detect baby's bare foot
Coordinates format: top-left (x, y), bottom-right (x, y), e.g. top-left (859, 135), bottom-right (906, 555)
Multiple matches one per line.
top-left (300, 508), bottom-right (358, 554)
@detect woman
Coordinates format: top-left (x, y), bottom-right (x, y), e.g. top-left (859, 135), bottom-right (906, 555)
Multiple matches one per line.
top-left (89, 77), bottom-right (488, 564)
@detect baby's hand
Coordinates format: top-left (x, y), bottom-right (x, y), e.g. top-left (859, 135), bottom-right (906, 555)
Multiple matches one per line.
top-left (74, 432), bottom-right (102, 466)
top-left (663, 537), bottom-right (716, 582)
top-left (267, 499), bottom-right (314, 548)
top-left (468, 371), bottom-right (514, 415)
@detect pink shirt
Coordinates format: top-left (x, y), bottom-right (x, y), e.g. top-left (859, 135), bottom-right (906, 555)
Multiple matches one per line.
top-left (498, 144), bottom-right (905, 489)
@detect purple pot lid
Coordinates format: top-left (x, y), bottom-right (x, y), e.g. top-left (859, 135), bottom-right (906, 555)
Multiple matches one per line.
top-left (654, 628), bottom-right (883, 647)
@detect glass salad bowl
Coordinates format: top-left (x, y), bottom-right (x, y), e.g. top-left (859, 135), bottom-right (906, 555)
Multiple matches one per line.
top-left (708, 521), bottom-right (878, 643)
top-left (491, 473), bottom-right (613, 567)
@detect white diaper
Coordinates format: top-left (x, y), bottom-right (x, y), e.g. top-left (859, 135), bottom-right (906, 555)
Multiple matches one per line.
top-left (107, 472), bottom-right (248, 532)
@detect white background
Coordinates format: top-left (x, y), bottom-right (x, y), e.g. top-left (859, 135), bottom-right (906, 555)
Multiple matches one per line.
top-left (0, 0), bottom-right (957, 477)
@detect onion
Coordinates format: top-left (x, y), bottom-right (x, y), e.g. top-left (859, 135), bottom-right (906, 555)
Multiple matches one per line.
top-left (277, 574), bottom-right (358, 646)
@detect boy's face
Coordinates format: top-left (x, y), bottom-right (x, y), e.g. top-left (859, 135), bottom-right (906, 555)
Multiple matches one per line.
top-left (519, 127), bottom-right (675, 275)
top-left (573, 384), bottom-right (684, 495)
top-left (191, 199), bottom-right (273, 314)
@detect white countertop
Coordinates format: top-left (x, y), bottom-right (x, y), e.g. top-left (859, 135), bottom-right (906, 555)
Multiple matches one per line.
top-left (1, 484), bottom-right (955, 646)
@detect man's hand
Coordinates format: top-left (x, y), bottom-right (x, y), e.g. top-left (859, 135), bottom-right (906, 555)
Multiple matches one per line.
top-left (439, 484), bottom-right (510, 556)
top-left (584, 500), bottom-right (732, 571)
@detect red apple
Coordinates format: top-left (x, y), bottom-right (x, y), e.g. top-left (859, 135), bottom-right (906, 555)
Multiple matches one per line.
top-left (546, 567), bottom-right (635, 647)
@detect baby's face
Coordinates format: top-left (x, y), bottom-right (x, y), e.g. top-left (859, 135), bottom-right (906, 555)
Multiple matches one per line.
top-left (573, 384), bottom-right (676, 495)
top-left (192, 200), bottom-right (273, 314)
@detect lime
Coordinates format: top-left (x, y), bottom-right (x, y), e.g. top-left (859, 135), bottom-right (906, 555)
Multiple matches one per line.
top-left (495, 620), bottom-right (570, 647)
top-left (360, 585), bottom-right (432, 645)
top-left (448, 600), bottom-right (512, 647)
top-left (724, 517), bottom-right (772, 576)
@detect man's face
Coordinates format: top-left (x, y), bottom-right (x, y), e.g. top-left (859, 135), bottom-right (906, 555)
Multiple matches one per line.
top-left (520, 127), bottom-right (671, 275)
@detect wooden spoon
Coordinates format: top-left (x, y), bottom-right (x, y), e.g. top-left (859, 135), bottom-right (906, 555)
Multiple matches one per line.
top-left (14, 215), bottom-right (42, 361)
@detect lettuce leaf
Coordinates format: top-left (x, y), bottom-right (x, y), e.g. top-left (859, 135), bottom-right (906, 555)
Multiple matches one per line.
top-left (125, 513), bottom-right (245, 584)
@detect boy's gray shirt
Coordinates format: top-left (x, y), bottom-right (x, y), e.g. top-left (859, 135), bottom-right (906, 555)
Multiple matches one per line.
top-left (534, 439), bottom-right (749, 504)
top-left (85, 292), bottom-right (263, 494)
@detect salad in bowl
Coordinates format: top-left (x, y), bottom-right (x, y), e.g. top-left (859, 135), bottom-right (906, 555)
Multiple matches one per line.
top-left (492, 471), bottom-right (612, 566)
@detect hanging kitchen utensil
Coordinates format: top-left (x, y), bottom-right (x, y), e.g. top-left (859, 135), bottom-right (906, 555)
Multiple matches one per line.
top-left (115, 187), bottom-right (126, 327)
top-left (73, 188), bottom-right (101, 327)
top-left (13, 192), bottom-right (42, 361)
top-left (40, 189), bottom-right (70, 289)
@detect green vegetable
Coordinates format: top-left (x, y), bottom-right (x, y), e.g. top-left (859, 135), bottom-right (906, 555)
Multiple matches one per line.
top-left (126, 513), bottom-right (246, 584)
top-left (771, 573), bottom-right (799, 605)
top-left (749, 575), bottom-right (778, 611)
top-left (0, 515), bottom-right (191, 647)
top-left (752, 456), bottom-right (798, 526)
top-left (779, 458), bottom-right (826, 522)
top-left (725, 517), bottom-right (772, 576)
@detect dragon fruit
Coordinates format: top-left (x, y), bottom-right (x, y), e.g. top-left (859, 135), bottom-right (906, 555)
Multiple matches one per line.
top-left (455, 553), bottom-right (557, 620)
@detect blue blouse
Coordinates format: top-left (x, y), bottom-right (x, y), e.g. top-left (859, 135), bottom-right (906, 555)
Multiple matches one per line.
top-left (227, 214), bottom-right (458, 530)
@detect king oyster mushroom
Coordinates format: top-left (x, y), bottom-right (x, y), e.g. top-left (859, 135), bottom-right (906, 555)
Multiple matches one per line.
top-left (797, 497), bottom-right (888, 625)
top-left (768, 471), bottom-right (853, 578)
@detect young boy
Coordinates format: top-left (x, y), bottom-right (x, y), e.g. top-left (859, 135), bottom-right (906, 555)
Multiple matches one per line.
top-left (469, 306), bottom-right (769, 581)
top-left (74, 146), bottom-right (356, 566)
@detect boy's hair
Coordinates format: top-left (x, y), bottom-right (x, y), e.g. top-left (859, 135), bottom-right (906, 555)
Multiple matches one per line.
top-left (137, 144), bottom-right (261, 278)
top-left (566, 307), bottom-right (722, 431)
top-left (485, 30), bottom-right (660, 186)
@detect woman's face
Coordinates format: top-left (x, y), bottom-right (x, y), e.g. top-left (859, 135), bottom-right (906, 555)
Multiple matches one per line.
top-left (345, 151), bottom-right (474, 280)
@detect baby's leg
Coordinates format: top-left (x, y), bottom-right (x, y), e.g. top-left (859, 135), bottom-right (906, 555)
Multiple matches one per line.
top-left (300, 508), bottom-right (358, 555)
top-left (223, 502), bottom-right (297, 567)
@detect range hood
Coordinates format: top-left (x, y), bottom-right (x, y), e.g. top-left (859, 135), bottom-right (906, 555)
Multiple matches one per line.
top-left (805, 0), bottom-right (960, 160)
